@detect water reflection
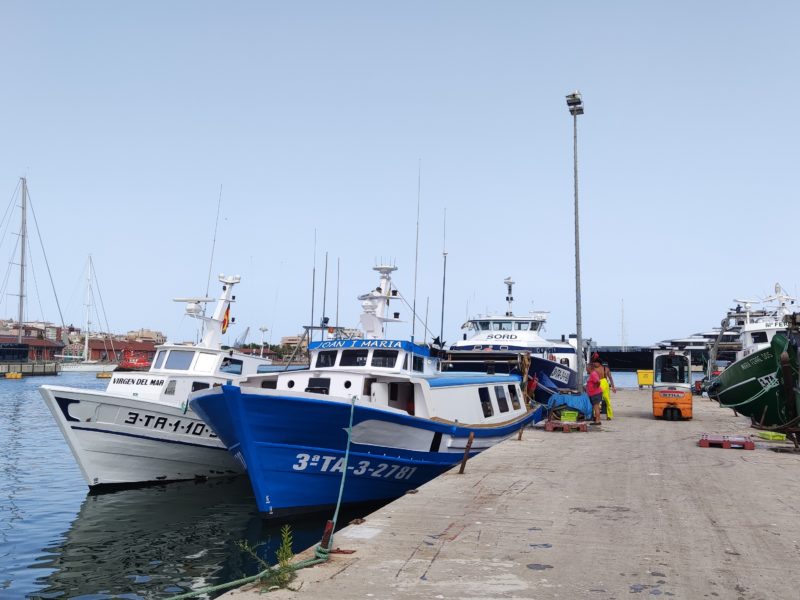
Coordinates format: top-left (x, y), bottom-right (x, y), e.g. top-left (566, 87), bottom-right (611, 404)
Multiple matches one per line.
top-left (29, 477), bottom-right (385, 599)
top-left (2, 374), bottom-right (386, 599)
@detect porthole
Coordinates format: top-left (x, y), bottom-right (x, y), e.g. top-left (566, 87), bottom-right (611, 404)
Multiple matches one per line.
top-left (288, 380), bottom-right (295, 388)
top-left (344, 380), bottom-right (352, 389)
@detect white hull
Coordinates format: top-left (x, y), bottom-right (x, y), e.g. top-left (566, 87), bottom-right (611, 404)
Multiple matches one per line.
top-left (40, 385), bottom-right (243, 487)
top-left (60, 362), bottom-right (118, 373)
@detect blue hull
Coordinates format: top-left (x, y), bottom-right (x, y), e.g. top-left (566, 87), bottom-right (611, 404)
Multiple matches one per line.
top-left (528, 356), bottom-right (578, 404)
top-left (191, 386), bottom-right (541, 515)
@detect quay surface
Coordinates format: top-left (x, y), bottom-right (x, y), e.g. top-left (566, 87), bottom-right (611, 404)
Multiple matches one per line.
top-left (223, 389), bottom-right (800, 599)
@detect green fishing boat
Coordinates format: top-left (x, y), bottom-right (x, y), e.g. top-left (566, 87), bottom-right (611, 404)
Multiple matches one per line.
top-left (707, 332), bottom-right (800, 429)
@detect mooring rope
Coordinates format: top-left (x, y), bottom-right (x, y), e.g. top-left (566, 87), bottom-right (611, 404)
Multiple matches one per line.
top-left (167, 394), bottom-right (359, 599)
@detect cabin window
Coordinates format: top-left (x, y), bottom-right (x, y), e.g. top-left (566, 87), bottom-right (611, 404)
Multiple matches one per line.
top-left (495, 386), bottom-right (510, 412)
top-left (478, 387), bottom-right (494, 417)
top-left (508, 385), bottom-right (521, 409)
top-left (316, 350), bottom-right (338, 368)
top-left (514, 321), bottom-right (530, 330)
top-left (194, 352), bottom-right (218, 373)
top-left (261, 380), bottom-right (277, 389)
top-left (478, 321), bottom-right (490, 331)
top-left (530, 322), bottom-right (541, 331)
top-left (305, 377), bottom-right (330, 395)
top-left (402, 354), bottom-right (408, 370)
top-left (492, 321), bottom-right (513, 331)
top-left (256, 364), bottom-right (274, 373)
top-left (340, 349), bottom-right (369, 367)
top-left (412, 355), bottom-right (424, 372)
top-left (751, 331), bottom-right (768, 344)
top-left (220, 358), bottom-right (243, 375)
top-left (164, 380), bottom-right (177, 395)
top-left (372, 350), bottom-right (399, 368)
top-left (165, 350), bottom-right (194, 370)
top-left (192, 381), bottom-right (210, 392)
top-left (153, 351), bottom-right (166, 369)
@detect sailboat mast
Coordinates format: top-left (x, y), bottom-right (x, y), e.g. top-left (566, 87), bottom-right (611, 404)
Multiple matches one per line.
top-left (84, 257), bottom-right (92, 361)
top-left (18, 177), bottom-right (27, 344)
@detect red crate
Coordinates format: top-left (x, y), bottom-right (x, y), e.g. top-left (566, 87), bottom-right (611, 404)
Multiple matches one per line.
top-left (545, 420), bottom-right (588, 433)
top-left (698, 434), bottom-right (755, 450)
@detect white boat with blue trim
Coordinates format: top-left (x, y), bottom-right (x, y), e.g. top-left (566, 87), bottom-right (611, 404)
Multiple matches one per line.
top-left (190, 265), bottom-right (543, 516)
top-left (39, 274), bottom-right (272, 488)
top-left (446, 277), bottom-right (580, 403)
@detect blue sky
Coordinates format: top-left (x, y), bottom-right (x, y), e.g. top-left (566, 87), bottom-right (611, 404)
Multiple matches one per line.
top-left (0, 1), bottom-right (797, 347)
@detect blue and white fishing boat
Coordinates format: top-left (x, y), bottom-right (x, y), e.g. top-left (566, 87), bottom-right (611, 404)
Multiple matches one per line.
top-left (191, 265), bottom-right (542, 516)
top-left (445, 277), bottom-right (580, 404)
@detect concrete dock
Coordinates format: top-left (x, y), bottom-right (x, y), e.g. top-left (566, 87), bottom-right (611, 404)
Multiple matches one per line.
top-left (222, 389), bottom-right (800, 599)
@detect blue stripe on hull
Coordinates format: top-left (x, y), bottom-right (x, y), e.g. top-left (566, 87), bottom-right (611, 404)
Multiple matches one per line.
top-left (191, 386), bottom-right (536, 513)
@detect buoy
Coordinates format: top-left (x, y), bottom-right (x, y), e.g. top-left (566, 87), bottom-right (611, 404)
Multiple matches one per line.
top-left (5, 372), bottom-right (22, 379)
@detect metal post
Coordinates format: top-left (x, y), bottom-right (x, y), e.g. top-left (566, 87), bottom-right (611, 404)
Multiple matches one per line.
top-left (566, 92), bottom-right (585, 394)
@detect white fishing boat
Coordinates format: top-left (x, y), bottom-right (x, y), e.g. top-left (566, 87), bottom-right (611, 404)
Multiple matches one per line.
top-left (446, 277), bottom-right (580, 403)
top-left (58, 257), bottom-right (118, 373)
top-left (40, 274), bottom-right (272, 488)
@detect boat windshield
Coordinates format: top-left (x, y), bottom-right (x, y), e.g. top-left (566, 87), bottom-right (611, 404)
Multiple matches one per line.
top-left (492, 321), bottom-right (513, 331)
top-left (514, 321), bottom-right (530, 330)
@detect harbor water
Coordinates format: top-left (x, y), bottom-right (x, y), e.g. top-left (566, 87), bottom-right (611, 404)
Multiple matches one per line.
top-left (0, 373), bottom-right (374, 599)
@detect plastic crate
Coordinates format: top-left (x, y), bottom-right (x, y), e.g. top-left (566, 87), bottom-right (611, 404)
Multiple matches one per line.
top-left (560, 409), bottom-right (579, 422)
top-left (637, 370), bottom-right (654, 386)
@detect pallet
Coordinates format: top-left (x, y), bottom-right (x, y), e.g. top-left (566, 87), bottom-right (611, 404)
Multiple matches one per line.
top-left (545, 420), bottom-right (588, 433)
top-left (698, 433), bottom-right (755, 450)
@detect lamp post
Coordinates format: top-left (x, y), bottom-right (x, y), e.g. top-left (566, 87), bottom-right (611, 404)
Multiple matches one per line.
top-left (566, 91), bottom-right (585, 393)
top-left (259, 326), bottom-right (269, 358)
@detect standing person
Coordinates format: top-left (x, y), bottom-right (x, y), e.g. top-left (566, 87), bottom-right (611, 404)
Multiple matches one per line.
top-left (599, 361), bottom-right (616, 420)
top-left (586, 360), bottom-right (604, 424)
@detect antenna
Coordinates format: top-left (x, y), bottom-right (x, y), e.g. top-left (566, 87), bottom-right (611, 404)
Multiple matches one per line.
top-left (423, 296), bottom-right (430, 344)
top-left (310, 229), bottom-right (316, 344)
top-left (321, 251), bottom-right (328, 340)
top-left (335, 257), bottom-right (340, 331)
top-left (440, 207), bottom-right (447, 345)
top-left (17, 177), bottom-right (27, 343)
top-left (411, 159), bottom-right (421, 342)
top-left (504, 277), bottom-right (514, 317)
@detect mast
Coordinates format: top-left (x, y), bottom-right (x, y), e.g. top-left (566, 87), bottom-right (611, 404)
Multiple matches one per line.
top-left (17, 178), bottom-right (27, 344)
top-left (439, 207), bottom-right (447, 345)
top-left (84, 257), bottom-right (93, 361)
top-left (504, 277), bottom-right (515, 317)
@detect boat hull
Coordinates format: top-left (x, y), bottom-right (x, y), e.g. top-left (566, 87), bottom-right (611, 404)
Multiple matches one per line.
top-left (39, 385), bottom-right (243, 488)
top-left (191, 385), bottom-right (539, 516)
top-left (707, 334), bottom-right (799, 427)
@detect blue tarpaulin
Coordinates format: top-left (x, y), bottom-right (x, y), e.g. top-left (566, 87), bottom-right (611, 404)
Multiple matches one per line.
top-left (546, 393), bottom-right (592, 420)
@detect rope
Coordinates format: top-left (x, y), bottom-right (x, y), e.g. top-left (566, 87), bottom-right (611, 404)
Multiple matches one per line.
top-left (167, 394), bottom-right (359, 599)
top-left (328, 394), bottom-right (357, 545)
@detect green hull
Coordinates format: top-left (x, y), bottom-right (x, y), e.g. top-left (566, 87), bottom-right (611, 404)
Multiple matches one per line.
top-left (708, 333), bottom-right (800, 427)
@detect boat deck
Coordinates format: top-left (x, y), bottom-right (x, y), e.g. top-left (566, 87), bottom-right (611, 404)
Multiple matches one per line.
top-left (222, 389), bottom-right (800, 599)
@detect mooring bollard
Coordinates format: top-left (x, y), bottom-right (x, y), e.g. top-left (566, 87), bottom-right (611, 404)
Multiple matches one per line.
top-left (458, 432), bottom-right (475, 474)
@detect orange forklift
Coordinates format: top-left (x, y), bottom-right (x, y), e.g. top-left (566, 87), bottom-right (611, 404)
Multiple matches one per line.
top-left (652, 349), bottom-right (693, 420)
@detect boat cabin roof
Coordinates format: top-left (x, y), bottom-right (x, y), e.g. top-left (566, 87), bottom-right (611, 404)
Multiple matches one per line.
top-left (461, 315), bottom-right (546, 331)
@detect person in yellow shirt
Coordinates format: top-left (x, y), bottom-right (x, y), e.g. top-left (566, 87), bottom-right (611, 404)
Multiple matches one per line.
top-left (592, 353), bottom-right (616, 420)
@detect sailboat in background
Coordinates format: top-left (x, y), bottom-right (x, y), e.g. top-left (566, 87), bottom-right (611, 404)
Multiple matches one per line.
top-left (59, 257), bottom-right (118, 373)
